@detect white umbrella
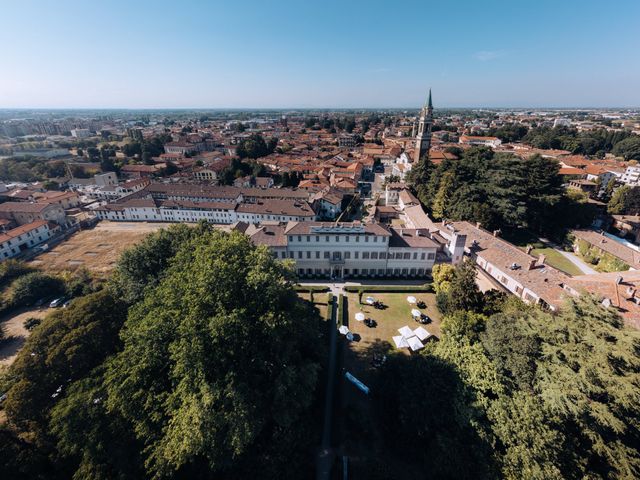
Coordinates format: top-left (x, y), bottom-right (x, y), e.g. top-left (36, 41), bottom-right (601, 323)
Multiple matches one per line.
top-left (392, 335), bottom-right (409, 348)
top-left (407, 336), bottom-right (424, 351)
top-left (366, 296), bottom-right (375, 305)
top-left (355, 312), bottom-right (366, 322)
top-left (338, 325), bottom-right (349, 335)
top-left (411, 308), bottom-right (422, 317)
top-left (413, 326), bottom-right (431, 341)
top-left (407, 295), bottom-right (417, 304)
top-left (398, 325), bottom-right (414, 338)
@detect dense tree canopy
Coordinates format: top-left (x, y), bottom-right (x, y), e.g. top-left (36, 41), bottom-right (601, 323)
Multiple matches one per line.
top-left (235, 133), bottom-right (278, 159)
top-left (408, 147), bottom-right (596, 236)
top-left (522, 126), bottom-right (635, 157)
top-left (0, 227), bottom-right (325, 480)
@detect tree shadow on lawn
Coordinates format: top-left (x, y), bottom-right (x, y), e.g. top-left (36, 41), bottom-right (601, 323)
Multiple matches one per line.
top-left (343, 342), bottom-right (496, 480)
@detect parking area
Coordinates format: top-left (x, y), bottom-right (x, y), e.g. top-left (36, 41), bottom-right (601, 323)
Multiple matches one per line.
top-left (0, 306), bottom-right (51, 368)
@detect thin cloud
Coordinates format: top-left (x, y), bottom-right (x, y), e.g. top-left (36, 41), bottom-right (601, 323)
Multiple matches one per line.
top-left (473, 50), bottom-right (505, 61)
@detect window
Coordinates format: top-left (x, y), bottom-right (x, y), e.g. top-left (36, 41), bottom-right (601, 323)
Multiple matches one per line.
top-left (324, 251), bottom-right (330, 259)
top-left (413, 252), bottom-right (418, 260)
top-left (344, 252), bottom-right (351, 259)
top-left (325, 236), bottom-right (329, 242)
top-left (362, 252), bottom-right (370, 259)
top-left (298, 251), bottom-right (303, 259)
top-left (402, 268), bottom-right (408, 275)
top-left (427, 253), bottom-right (435, 260)
top-left (387, 252), bottom-right (394, 259)
top-left (306, 236), bottom-right (310, 242)
top-left (378, 268), bottom-right (384, 275)
top-left (316, 236), bottom-right (319, 242)
top-left (362, 268), bottom-right (368, 275)
top-left (346, 236), bottom-right (349, 242)
top-left (355, 236), bottom-right (359, 242)
top-left (373, 237), bottom-right (378, 242)
top-left (380, 252), bottom-right (386, 259)
top-left (289, 252), bottom-right (294, 258)
top-left (410, 268), bottom-right (416, 275)
top-left (365, 236), bottom-right (369, 242)
top-left (371, 252), bottom-right (378, 259)
top-left (354, 251), bottom-right (359, 259)
top-left (421, 252), bottom-right (426, 260)
top-left (353, 268), bottom-right (359, 275)
top-left (297, 235), bottom-right (301, 242)
top-left (306, 251), bottom-right (311, 259)
top-left (403, 253), bottom-right (411, 260)
top-left (316, 251), bottom-right (320, 259)
top-left (335, 236), bottom-right (339, 242)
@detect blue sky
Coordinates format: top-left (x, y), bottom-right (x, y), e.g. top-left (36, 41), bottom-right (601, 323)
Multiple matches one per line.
top-left (1, 0), bottom-right (639, 108)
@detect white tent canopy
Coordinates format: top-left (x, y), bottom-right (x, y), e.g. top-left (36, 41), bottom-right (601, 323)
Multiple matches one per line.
top-left (365, 296), bottom-right (375, 305)
top-left (398, 325), bottom-right (414, 338)
top-left (407, 296), bottom-right (417, 304)
top-left (407, 336), bottom-right (425, 351)
top-left (338, 325), bottom-right (350, 335)
top-left (355, 312), bottom-right (366, 322)
top-left (413, 326), bottom-right (431, 341)
top-left (392, 335), bottom-right (410, 348)
top-left (411, 308), bottom-right (422, 317)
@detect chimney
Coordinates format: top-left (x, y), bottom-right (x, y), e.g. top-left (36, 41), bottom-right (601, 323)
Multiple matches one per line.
top-left (527, 259), bottom-right (537, 270)
top-left (476, 222), bottom-right (481, 229)
top-left (525, 245), bottom-right (533, 255)
top-left (492, 229), bottom-right (501, 237)
top-left (538, 254), bottom-right (546, 266)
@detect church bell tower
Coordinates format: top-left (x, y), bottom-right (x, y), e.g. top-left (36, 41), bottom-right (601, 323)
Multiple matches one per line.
top-left (414, 89), bottom-right (433, 163)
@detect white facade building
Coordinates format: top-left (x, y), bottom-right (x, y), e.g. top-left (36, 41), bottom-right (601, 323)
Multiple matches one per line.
top-left (0, 221), bottom-right (52, 260)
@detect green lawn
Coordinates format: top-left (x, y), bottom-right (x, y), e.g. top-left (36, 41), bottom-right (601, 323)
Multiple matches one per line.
top-left (531, 248), bottom-right (583, 276)
top-left (344, 292), bottom-right (442, 356)
top-left (297, 292), bottom-right (328, 319)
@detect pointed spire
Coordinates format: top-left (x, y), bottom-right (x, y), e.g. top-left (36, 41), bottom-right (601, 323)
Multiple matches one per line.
top-left (427, 88), bottom-right (433, 109)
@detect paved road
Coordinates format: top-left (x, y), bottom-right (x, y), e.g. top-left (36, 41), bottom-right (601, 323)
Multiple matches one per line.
top-left (557, 250), bottom-right (598, 275)
top-left (538, 237), bottom-right (597, 275)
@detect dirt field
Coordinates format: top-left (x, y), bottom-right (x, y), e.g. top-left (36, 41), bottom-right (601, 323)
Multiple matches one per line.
top-left (30, 221), bottom-right (172, 275)
top-left (0, 306), bottom-right (51, 368)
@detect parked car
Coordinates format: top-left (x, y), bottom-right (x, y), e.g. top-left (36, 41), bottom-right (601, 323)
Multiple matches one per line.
top-left (49, 297), bottom-right (67, 308)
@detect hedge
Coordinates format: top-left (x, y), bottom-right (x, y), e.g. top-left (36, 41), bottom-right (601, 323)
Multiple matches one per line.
top-left (325, 293), bottom-right (334, 321)
top-left (337, 294), bottom-right (346, 327)
top-left (343, 284), bottom-right (433, 294)
top-left (293, 285), bottom-right (331, 293)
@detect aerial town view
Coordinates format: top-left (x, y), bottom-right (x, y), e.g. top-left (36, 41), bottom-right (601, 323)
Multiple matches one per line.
top-left (1, 1), bottom-right (639, 479)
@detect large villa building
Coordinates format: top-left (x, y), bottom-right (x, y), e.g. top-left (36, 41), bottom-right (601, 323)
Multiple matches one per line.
top-left (236, 221), bottom-right (445, 280)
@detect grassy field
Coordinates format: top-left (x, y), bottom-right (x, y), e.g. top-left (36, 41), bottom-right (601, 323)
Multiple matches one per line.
top-left (344, 292), bottom-right (442, 361)
top-left (338, 291), bottom-right (443, 478)
top-left (531, 247), bottom-right (583, 276)
top-left (30, 221), bottom-right (169, 275)
top-left (297, 292), bottom-right (329, 319)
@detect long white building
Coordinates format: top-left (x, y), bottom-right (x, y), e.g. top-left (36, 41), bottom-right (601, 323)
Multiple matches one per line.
top-left (94, 197), bottom-right (316, 224)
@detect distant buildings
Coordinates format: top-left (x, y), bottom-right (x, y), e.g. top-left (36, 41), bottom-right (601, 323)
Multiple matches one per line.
top-left (459, 135), bottom-right (502, 148)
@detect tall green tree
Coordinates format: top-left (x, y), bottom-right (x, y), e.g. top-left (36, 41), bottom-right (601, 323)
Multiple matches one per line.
top-left (105, 231), bottom-right (323, 478)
